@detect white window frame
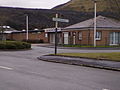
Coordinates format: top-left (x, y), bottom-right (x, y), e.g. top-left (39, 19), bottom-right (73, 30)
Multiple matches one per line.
top-left (78, 32), bottom-right (82, 40)
top-left (96, 32), bottom-right (101, 40)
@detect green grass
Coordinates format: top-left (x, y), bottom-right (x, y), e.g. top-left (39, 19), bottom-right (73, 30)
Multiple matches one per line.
top-left (57, 52), bottom-right (120, 62)
top-left (63, 44), bottom-right (120, 48)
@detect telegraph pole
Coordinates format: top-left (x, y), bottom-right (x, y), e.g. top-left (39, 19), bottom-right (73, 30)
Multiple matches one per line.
top-left (93, 0), bottom-right (97, 47)
top-left (26, 15), bottom-right (29, 40)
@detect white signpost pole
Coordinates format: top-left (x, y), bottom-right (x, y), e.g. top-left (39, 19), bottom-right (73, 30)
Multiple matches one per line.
top-left (55, 14), bottom-right (58, 55)
top-left (53, 14), bottom-right (69, 55)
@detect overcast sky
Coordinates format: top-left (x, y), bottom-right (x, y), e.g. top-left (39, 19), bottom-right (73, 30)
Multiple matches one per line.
top-left (0, 0), bottom-right (70, 9)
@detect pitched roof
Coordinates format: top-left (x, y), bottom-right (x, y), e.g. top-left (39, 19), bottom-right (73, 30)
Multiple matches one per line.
top-left (65, 16), bottom-right (120, 29)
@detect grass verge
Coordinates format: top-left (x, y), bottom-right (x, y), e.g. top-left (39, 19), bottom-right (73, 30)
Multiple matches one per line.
top-left (62, 45), bottom-right (120, 48)
top-left (56, 52), bottom-right (120, 62)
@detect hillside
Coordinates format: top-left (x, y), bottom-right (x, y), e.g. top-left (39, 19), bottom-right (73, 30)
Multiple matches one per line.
top-left (53, 0), bottom-right (120, 13)
top-left (0, 7), bottom-right (95, 30)
top-left (0, 6), bottom-right (119, 30)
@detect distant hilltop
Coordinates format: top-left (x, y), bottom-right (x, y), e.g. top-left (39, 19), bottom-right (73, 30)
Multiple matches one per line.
top-left (53, 0), bottom-right (120, 13)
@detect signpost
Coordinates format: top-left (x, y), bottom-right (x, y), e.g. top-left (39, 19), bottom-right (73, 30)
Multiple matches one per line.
top-left (53, 14), bottom-right (69, 55)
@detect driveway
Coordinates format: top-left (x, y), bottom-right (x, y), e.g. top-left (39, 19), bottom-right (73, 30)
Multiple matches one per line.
top-left (0, 45), bottom-right (120, 90)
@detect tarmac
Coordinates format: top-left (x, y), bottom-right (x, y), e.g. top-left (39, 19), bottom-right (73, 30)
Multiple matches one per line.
top-left (38, 55), bottom-right (120, 71)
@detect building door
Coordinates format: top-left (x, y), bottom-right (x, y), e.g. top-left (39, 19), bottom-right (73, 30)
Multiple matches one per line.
top-left (63, 32), bottom-right (69, 44)
top-left (110, 32), bottom-right (120, 45)
top-left (57, 33), bottom-right (62, 44)
top-left (73, 32), bottom-right (76, 45)
top-left (73, 36), bottom-right (76, 45)
top-left (50, 33), bottom-right (55, 44)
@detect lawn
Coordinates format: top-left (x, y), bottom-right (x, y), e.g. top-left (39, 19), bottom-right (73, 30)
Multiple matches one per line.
top-left (57, 52), bottom-right (120, 62)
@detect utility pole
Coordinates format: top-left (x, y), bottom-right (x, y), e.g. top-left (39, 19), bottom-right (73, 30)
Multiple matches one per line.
top-left (26, 15), bottom-right (29, 40)
top-left (93, 0), bottom-right (97, 47)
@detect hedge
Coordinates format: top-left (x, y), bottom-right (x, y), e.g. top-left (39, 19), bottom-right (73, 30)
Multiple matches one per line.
top-left (22, 39), bottom-right (44, 43)
top-left (0, 41), bottom-right (31, 50)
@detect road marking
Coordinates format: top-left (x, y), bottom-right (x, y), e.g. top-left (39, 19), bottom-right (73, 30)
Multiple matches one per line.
top-left (102, 89), bottom-right (110, 90)
top-left (0, 66), bottom-right (13, 70)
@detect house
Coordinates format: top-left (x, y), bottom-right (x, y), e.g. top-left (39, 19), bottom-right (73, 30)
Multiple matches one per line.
top-left (62, 16), bottom-right (120, 46)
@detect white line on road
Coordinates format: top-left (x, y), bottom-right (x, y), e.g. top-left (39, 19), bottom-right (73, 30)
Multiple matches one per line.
top-left (102, 89), bottom-right (110, 90)
top-left (0, 66), bottom-right (13, 70)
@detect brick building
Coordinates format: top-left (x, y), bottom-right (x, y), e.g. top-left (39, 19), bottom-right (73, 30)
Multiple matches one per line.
top-left (62, 16), bottom-right (120, 46)
top-left (5, 30), bottom-right (48, 43)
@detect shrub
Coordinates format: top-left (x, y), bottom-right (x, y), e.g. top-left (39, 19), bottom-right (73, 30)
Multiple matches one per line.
top-left (0, 41), bottom-right (31, 50)
top-left (0, 43), bottom-right (6, 49)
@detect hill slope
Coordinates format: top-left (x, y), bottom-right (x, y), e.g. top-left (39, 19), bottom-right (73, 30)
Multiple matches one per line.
top-left (0, 7), bottom-right (93, 30)
top-left (0, 6), bottom-right (119, 30)
top-left (53, 0), bottom-right (120, 13)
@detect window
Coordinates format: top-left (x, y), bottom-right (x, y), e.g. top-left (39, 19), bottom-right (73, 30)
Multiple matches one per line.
top-left (96, 32), bottom-right (101, 40)
top-left (110, 32), bottom-right (120, 45)
top-left (78, 32), bottom-right (82, 40)
top-left (45, 33), bottom-right (48, 38)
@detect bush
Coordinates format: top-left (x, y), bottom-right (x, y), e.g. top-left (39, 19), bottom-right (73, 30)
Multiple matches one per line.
top-left (0, 41), bottom-right (31, 50)
top-left (23, 39), bottom-right (44, 43)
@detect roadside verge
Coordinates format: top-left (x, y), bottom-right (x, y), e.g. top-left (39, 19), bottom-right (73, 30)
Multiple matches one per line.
top-left (37, 55), bottom-right (120, 71)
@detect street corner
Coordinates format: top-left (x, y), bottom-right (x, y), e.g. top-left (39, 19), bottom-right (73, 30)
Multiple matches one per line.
top-left (37, 55), bottom-right (120, 72)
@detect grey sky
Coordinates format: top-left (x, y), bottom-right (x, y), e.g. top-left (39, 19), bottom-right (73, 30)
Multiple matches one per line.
top-left (0, 0), bottom-right (70, 9)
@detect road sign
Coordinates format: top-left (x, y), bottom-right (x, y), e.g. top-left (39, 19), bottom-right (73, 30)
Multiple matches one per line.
top-left (52, 18), bottom-right (69, 23)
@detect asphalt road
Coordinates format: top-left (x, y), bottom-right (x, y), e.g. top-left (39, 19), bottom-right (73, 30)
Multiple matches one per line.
top-left (0, 45), bottom-right (120, 90)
